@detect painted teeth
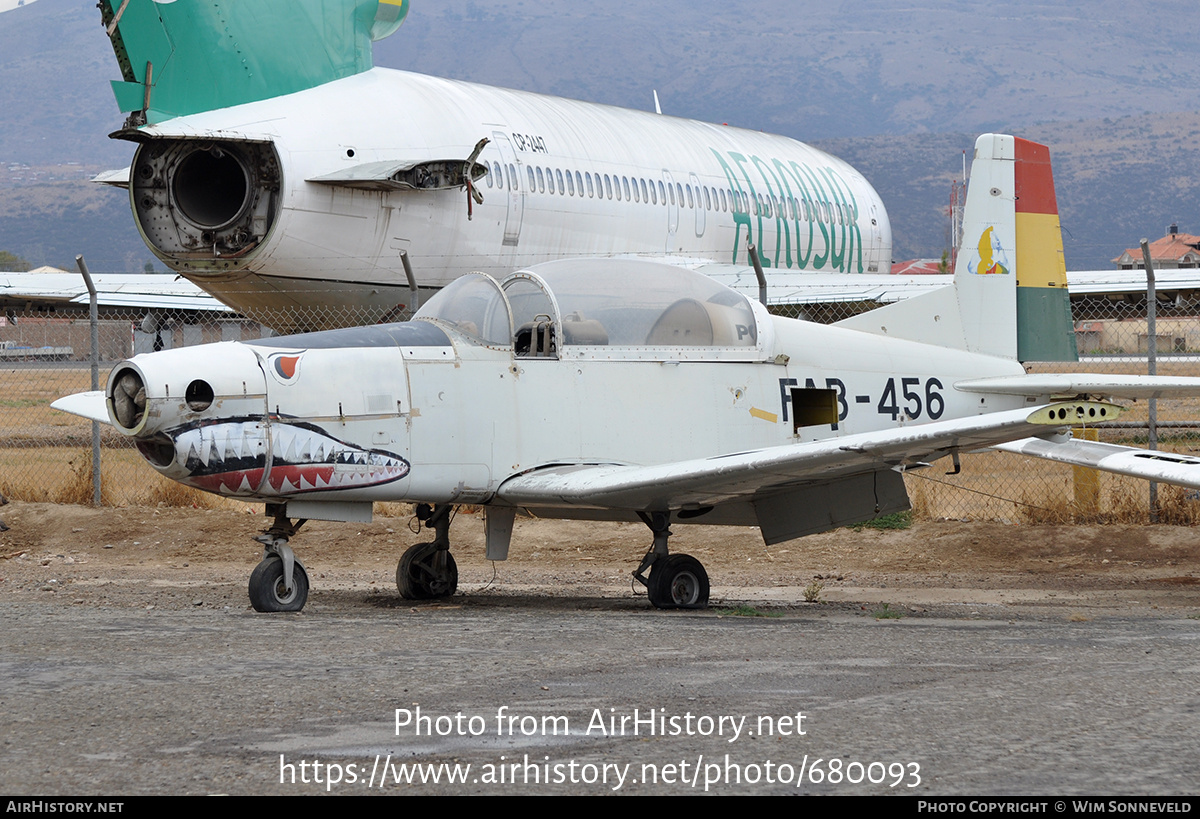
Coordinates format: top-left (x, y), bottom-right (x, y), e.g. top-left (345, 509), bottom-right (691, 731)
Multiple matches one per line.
top-left (166, 420), bottom-right (408, 497)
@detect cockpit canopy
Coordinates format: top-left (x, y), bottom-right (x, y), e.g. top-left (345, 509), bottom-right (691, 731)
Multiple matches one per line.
top-left (414, 259), bottom-right (763, 358)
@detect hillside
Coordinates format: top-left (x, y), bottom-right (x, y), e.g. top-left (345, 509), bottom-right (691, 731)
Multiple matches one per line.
top-left (820, 112), bottom-right (1200, 267)
top-left (1, 0), bottom-right (1198, 270)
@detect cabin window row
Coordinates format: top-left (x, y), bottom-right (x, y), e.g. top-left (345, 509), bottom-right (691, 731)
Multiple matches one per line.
top-left (483, 161), bottom-right (857, 225)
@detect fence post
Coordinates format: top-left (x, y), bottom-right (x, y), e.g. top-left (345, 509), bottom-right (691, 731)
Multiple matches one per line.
top-left (1140, 239), bottom-right (1158, 522)
top-left (75, 255), bottom-right (101, 507)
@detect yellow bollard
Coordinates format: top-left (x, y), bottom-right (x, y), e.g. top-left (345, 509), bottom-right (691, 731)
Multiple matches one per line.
top-left (1072, 427), bottom-right (1100, 518)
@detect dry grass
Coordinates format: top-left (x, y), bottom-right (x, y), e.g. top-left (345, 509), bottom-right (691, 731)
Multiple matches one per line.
top-left (0, 446), bottom-right (144, 503)
top-left (144, 477), bottom-right (217, 509)
top-left (50, 451), bottom-right (112, 506)
top-left (375, 502), bottom-right (416, 519)
top-left (0, 367), bottom-right (98, 444)
top-left (1012, 476), bottom-right (1200, 525)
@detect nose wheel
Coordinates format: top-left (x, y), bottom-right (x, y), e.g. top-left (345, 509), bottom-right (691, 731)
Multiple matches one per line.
top-left (248, 505), bottom-right (309, 612)
top-left (397, 504), bottom-right (458, 600)
top-left (249, 554), bottom-right (309, 612)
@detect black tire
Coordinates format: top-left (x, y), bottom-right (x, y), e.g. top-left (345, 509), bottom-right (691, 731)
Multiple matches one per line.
top-left (248, 555), bottom-right (309, 612)
top-left (648, 554), bottom-right (709, 610)
top-left (396, 542), bottom-right (458, 600)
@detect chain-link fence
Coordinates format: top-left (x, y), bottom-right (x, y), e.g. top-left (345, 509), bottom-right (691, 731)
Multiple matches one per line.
top-left (2, 292), bottom-right (1196, 522)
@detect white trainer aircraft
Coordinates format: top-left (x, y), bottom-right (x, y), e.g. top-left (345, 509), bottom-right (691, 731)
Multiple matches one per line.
top-left (55, 134), bottom-right (1200, 612)
top-left (95, 0), bottom-right (894, 332)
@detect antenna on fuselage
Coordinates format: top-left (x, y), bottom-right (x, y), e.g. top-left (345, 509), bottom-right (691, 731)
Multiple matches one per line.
top-left (653, 90), bottom-right (662, 115)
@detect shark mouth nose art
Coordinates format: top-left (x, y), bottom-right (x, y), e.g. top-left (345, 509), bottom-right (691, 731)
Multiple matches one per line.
top-left (164, 419), bottom-right (409, 496)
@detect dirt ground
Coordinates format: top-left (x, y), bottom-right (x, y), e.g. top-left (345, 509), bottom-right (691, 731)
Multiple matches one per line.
top-left (2, 500), bottom-right (1199, 616)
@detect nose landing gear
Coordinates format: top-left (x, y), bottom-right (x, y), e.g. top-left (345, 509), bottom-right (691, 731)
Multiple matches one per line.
top-left (248, 554), bottom-right (309, 612)
top-left (248, 506), bottom-right (309, 612)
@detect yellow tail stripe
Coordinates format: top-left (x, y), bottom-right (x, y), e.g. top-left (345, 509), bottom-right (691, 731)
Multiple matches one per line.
top-left (1015, 211), bottom-right (1067, 289)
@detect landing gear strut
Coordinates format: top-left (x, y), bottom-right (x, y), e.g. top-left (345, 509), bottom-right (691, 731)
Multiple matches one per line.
top-left (248, 505), bottom-right (309, 612)
top-left (632, 512), bottom-right (710, 609)
top-left (397, 504), bottom-right (458, 600)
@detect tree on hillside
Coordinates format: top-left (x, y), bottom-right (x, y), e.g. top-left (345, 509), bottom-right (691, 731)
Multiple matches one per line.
top-left (0, 251), bottom-right (31, 272)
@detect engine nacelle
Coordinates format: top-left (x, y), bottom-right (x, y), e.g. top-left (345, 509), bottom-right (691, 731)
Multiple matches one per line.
top-left (129, 137), bottom-right (282, 273)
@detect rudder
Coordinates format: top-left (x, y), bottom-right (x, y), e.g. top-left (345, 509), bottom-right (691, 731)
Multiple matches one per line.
top-left (836, 133), bottom-right (1077, 362)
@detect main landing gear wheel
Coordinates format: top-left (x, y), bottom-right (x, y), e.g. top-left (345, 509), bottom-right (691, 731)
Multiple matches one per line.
top-left (632, 511), bottom-right (711, 610)
top-left (648, 554), bottom-right (709, 610)
top-left (397, 541), bottom-right (458, 600)
top-left (248, 555), bottom-right (309, 612)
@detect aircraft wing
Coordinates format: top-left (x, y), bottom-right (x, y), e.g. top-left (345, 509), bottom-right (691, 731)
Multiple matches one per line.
top-left (0, 272), bottom-right (233, 316)
top-left (497, 406), bottom-right (1055, 512)
top-left (995, 437), bottom-right (1200, 489)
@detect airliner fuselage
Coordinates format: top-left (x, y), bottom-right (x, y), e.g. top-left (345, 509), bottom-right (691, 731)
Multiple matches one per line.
top-left (123, 68), bottom-right (891, 329)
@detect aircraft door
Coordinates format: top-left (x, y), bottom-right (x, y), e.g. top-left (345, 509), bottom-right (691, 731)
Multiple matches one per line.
top-left (864, 200), bottom-right (884, 273)
top-left (662, 169), bottom-right (679, 251)
top-left (491, 132), bottom-right (524, 247)
top-left (690, 172), bottom-right (706, 238)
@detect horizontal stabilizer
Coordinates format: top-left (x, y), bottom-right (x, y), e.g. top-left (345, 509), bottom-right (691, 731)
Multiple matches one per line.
top-left (996, 437), bottom-right (1200, 490)
top-left (92, 167), bottom-right (131, 189)
top-left (51, 392), bottom-right (111, 425)
top-left (955, 374), bottom-right (1200, 400)
top-left (692, 264), bottom-right (951, 306)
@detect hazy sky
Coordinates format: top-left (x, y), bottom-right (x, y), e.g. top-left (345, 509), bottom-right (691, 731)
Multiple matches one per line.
top-left (0, 0), bottom-right (38, 14)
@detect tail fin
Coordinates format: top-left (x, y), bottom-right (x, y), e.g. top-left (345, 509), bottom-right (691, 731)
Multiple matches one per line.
top-left (102, 0), bottom-right (409, 125)
top-left (837, 133), bottom-right (1078, 362)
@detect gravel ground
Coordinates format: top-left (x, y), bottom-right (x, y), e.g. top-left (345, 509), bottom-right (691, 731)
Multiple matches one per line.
top-left (2, 502), bottom-right (1198, 795)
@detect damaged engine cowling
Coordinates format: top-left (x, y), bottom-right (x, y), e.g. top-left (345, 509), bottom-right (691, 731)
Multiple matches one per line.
top-left (130, 137), bottom-right (282, 272)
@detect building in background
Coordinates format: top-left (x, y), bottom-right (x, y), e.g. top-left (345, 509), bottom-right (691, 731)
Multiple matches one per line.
top-left (1113, 224), bottom-right (1200, 269)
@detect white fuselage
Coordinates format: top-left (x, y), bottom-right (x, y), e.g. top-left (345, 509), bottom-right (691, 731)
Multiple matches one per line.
top-left (109, 263), bottom-right (1023, 519)
top-left (130, 68), bottom-right (891, 325)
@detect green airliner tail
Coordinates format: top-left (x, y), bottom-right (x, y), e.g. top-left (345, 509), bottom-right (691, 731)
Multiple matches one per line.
top-left (102, 0), bottom-right (409, 125)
